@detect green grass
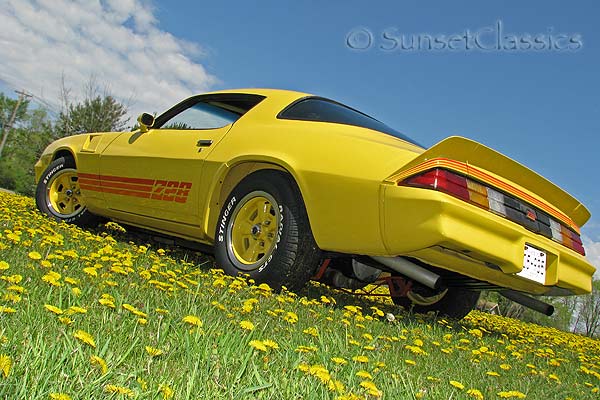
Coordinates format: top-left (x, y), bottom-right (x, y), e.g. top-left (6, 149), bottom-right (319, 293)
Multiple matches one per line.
top-left (1, 191), bottom-right (600, 399)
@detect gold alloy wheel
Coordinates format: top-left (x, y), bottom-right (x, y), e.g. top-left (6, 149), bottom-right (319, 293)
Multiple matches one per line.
top-left (227, 191), bottom-right (281, 270)
top-left (46, 168), bottom-right (84, 217)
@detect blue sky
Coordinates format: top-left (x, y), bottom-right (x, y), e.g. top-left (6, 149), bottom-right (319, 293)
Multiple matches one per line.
top-left (0, 0), bottom-right (598, 264)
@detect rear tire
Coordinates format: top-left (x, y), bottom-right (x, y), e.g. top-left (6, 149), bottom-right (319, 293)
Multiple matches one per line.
top-left (214, 170), bottom-right (321, 292)
top-left (35, 157), bottom-right (101, 227)
top-left (392, 285), bottom-right (480, 319)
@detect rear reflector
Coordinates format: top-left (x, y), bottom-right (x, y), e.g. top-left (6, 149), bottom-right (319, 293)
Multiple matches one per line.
top-left (400, 168), bottom-right (585, 256)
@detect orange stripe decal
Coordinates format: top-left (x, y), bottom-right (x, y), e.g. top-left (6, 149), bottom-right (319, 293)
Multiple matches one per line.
top-left (78, 173), bottom-right (192, 204)
top-left (391, 158), bottom-right (579, 233)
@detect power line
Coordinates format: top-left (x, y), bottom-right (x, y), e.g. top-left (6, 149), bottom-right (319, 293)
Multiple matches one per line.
top-left (0, 90), bottom-right (32, 160)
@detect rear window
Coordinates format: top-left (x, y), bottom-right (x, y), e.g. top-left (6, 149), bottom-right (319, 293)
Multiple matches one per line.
top-left (278, 97), bottom-right (420, 146)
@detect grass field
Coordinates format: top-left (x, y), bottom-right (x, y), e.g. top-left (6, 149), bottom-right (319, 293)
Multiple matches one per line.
top-left (1, 191), bottom-right (600, 399)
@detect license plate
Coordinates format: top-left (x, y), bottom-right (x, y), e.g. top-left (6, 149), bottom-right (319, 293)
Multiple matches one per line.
top-left (517, 244), bottom-right (547, 284)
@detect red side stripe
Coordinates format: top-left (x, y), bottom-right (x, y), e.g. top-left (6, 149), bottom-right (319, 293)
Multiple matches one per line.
top-left (80, 184), bottom-right (151, 199)
top-left (99, 174), bottom-right (155, 186)
top-left (98, 180), bottom-right (154, 192)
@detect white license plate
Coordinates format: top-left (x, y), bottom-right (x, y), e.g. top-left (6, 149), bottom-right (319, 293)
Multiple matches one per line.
top-left (517, 244), bottom-right (547, 284)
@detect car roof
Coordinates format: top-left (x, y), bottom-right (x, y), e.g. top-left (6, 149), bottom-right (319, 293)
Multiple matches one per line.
top-left (201, 88), bottom-right (312, 101)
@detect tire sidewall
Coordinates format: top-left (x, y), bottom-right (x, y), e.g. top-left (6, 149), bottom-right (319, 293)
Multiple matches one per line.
top-left (214, 172), bottom-right (296, 287)
top-left (35, 157), bottom-right (93, 225)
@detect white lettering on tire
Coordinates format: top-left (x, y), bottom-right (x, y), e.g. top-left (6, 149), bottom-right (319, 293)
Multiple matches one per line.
top-left (257, 204), bottom-right (284, 273)
top-left (218, 196), bottom-right (236, 242)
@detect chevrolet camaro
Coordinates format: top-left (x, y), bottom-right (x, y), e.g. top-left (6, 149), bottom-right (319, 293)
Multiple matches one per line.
top-left (34, 89), bottom-right (595, 318)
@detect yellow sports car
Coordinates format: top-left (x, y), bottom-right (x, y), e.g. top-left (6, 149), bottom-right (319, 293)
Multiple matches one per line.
top-left (34, 88), bottom-right (595, 318)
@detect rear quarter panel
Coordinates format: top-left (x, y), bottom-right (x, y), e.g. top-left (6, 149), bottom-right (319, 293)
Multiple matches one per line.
top-left (203, 98), bottom-right (424, 254)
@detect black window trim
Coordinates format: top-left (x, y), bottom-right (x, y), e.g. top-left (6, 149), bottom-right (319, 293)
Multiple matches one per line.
top-left (153, 93), bottom-right (266, 130)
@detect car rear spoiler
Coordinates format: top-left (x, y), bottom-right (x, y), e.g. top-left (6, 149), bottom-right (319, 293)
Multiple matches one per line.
top-left (391, 136), bottom-right (591, 227)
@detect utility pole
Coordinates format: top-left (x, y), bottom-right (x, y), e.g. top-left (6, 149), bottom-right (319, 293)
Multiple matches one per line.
top-left (0, 90), bottom-right (31, 160)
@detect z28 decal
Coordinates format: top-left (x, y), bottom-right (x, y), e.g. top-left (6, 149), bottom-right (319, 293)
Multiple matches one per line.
top-left (77, 173), bottom-right (192, 204)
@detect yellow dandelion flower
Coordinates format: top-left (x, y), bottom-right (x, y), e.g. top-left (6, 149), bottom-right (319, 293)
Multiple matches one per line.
top-left (284, 311), bottom-right (298, 324)
top-left (159, 383), bottom-right (174, 399)
top-left (138, 318), bottom-right (148, 325)
top-left (28, 251), bottom-right (42, 260)
top-left (98, 298), bottom-right (115, 309)
top-left (249, 340), bottom-right (267, 352)
top-left (500, 364), bottom-right (511, 371)
top-left (73, 330), bottom-right (96, 348)
top-left (90, 355), bottom-right (108, 374)
top-left (44, 304), bottom-right (63, 315)
top-left (262, 339), bottom-right (279, 349)
top-left (487, 371), bottom-right (500, 377)
top-left (332, 357), bottom-right (348, 365)
top-left (0, 306), bottom-right (16, 314)
top-left (303, 327), bottom-right (318, 337)
top-left (137, 377), bottom-right (148, 390)
top-left (359, 380), bottom-right (381, 397)
top-left (0, 354), bottom-right (11, 378)
top-left (239, 320), bottom-right (255, 331)
top-left (449, 380), bottom-right (465, 390)
top-left (67, 306), bottom-right (87, 315)
top-left (83, 267), bottom-right (98, 277)
top-left (405, 359), bottom-right (416, 366)
top-left (58, 316), bottom-right (74, 325)
top-left (548, 373), bottom-right (560, 382)
top-left (295, 345), bottom-right (318, 353)
top-left (7, 285), bottom-right (25, 294)
top-left (353, 355), bottom-right (369, 363)
top-left (104, 384), bottom-right (134, 396)
top-left (356, 370), bottom-right (373, 379)
top-left (327, 379), bottom-right (344, 392)
top-left (182, 315), bottom-right (202, 327)
top-left (155, 308), bottom-right (170, 315)
top-left (49, 394), bottom-right (72, 400)
top-left (467, 388), bottom-right (484, 399)
top-left (497, 391), bottom-right (526, 398)
top-left (0, 261), bottom-right (8, 270)
top-left (71, 287), bottom-right (81, 296)
top-left (145, 346), bottom-right (163, 357)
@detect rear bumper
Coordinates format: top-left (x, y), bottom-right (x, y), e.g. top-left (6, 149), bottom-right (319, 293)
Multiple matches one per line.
top-left (382, 184), bottom-right (595, 295)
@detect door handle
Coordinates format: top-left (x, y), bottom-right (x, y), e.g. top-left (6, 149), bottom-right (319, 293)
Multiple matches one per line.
top-left (196, 139), bottom-right (213, 152)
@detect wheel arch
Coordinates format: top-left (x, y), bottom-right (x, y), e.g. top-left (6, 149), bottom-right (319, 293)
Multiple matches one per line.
top-left (52, 148), bottom-right (77, 164)
top-left (204, 158), bottom-right (315, 244)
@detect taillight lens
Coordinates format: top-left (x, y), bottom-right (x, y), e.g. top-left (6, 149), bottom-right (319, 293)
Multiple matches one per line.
top-left (400, 168), bottom-right (585, 256)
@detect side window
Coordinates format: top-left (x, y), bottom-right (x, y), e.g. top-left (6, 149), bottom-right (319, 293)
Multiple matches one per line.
top-left (160, 102), bottom-right (240, 130)
top-left (278, 97), bottom-right (420, 146)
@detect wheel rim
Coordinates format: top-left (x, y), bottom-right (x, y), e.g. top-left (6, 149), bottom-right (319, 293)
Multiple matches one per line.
top-left (46, 168), bottom-right (85, 218)
top-left (226, 191), bottom-right (281, 271)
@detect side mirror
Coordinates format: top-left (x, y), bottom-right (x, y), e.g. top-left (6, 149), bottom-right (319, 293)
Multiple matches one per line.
top-left (137, 113), bottom-right (155, 133)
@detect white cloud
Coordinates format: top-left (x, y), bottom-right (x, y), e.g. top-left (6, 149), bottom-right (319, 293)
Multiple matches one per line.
top-left (0, 0), bottom-right (217, 123)
top-left (583, 235), bottom-right (600, 279)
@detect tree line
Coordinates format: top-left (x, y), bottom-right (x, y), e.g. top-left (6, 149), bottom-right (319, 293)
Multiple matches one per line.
top-left (0, 83), bottom-right (129, 195)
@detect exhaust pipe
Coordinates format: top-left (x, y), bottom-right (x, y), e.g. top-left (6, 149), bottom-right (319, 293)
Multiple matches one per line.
top-left (500, 290), bottom-right (554, 316)
top-left (371, 256), bottom-right (443, 290)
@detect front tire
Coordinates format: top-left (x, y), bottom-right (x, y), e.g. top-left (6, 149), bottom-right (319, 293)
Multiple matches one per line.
top-left (214, 170), bottom-right (320, 292)
top-left (35, 157), bottom-right (100, 227)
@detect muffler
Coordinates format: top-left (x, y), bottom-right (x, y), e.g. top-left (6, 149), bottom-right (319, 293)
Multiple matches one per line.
top-left (500, 290), bottom-right (554, 316)
top-left (370, 256), bottom-right (443, 290)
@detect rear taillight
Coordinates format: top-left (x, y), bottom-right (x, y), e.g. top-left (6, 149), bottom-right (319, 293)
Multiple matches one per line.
top-left (400, 168), bottom-right (585, 256)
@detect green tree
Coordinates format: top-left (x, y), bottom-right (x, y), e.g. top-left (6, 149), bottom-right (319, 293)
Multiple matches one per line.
top-left (55, 95), bottom-right (129, 137)
top-left (0, 97), bottom-right (54, 196)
